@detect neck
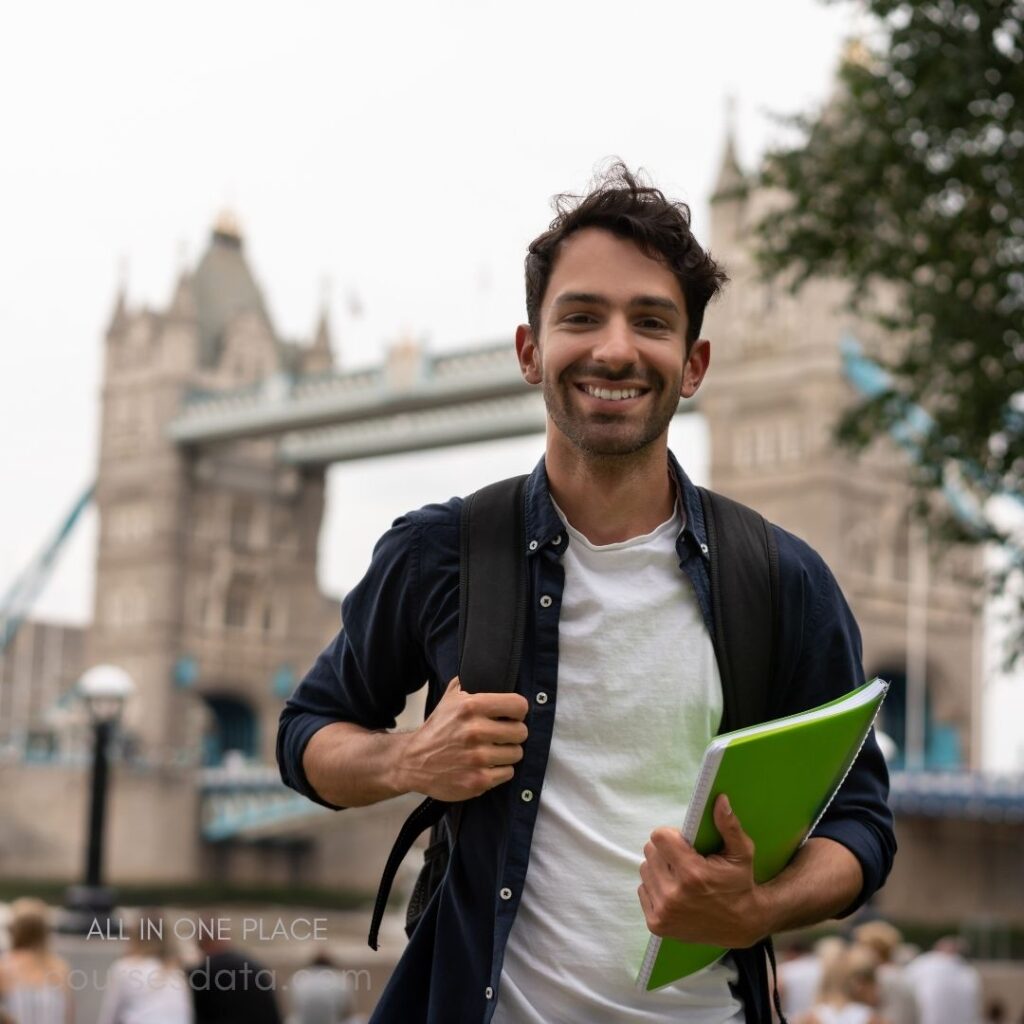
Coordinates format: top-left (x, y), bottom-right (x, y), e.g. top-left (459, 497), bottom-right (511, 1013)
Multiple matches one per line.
top-left (545, 439), bottom-right (675, 545)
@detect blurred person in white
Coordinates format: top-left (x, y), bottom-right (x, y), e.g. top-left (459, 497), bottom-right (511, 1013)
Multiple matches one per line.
top-left (795, 943), bottom-right (888, 1024)
top-left (287, 954), bottom-right (361, 1024)
top-left (96, 911), bottom-right (192, 1024)
top-left (780, 936), bottom-right (846, 1018)
top-left (854, 921), bottom-right (919, 1024)
top-left (0, 898), bottom-right (73, 1024)
top-left (904, 937), bottom-right (982, 1024)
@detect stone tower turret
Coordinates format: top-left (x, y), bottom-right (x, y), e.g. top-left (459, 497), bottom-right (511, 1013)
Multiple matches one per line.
top-left (700, 127), bottom-right (983, 769)
top-left (88, 217), bottom-right (338, 769)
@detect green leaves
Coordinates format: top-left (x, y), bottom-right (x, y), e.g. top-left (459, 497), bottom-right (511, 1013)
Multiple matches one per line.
top-left (757, 0), bottom-right (1024, 656)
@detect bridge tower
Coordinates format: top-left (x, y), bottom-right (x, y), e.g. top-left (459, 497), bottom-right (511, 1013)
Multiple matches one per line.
top-left (700, 130), bottom-right (984, 769)
top-left (88, 214), bottom-right (338, 769)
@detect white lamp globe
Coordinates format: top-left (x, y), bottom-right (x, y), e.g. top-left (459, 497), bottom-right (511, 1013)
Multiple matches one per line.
top-left (78, 665), bottom-right (135, 723)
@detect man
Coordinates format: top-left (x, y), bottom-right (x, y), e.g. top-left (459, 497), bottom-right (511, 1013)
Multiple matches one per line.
top-left (188, 921), bottom-right (283, 1024)
top-left (277, 165), bottom-right (895, 1023)
top-left (288, 953), bottom-right (360, 1024)
top-left (904, 937), bottom-right (982, 1024)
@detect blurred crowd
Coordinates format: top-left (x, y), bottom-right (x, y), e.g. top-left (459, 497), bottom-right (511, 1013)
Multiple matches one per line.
top-left (0, 898), bottom-right (1018, 1023)
top-left (0, 899), bottom-right (365, 1024)
top-left (779, 920), bottom-right (1008, 1024)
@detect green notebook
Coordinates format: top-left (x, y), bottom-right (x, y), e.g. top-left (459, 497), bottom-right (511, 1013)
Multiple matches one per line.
top-left (637, 677), bottom-right (888, 992)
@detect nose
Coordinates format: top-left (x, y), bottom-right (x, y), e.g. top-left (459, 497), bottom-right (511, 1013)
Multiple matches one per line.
top-left (591, 315), bottom-right (639, 369)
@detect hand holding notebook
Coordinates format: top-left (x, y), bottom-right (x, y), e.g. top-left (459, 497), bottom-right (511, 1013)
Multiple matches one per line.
top-left (639, 791), bottom-right (765, 950)
top-left (637, 678), bottom-right (889, 991)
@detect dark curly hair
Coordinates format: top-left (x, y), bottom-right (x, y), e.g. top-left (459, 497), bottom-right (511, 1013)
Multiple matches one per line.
top-left (525, 162), bottom-right (728, 345)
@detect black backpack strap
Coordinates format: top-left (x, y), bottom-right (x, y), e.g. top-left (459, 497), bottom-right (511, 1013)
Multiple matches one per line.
top-left (697, 486), bottom-right (779, 734)
top-left (458, 476), bottom-right (530, 695)
top-left (368, 476), bottom-right (528, 950)
top-left (698, 486), bottom-right (784, 1022)
top-left (368, 797), bottom-right (447, 949)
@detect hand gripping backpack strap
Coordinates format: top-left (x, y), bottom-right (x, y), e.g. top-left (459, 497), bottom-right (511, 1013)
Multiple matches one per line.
top-left (367, 476), bottom-right (528, 950)
top-left (697, 486), bottom-right (784, 1022)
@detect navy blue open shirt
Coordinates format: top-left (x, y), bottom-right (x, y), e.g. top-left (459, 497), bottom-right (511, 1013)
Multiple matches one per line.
top-left (277, 453), bottom-right (895, 1023)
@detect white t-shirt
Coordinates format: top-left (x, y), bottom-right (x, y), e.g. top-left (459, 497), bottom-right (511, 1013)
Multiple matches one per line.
top-left (779, 954), bottom-right (823, 1017)
top-left (492, 503), bottom-right (743, 1023)
top-left (904, 951), bottom-right (981, 1024)
top-left (807, 1004), bottom-right (874, 1024)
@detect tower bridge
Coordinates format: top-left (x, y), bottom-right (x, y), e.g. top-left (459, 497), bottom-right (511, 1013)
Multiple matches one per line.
top-left (168, 338), bottom-right (550, 459)
top-left (0, 145), bottom-right (1002, 924)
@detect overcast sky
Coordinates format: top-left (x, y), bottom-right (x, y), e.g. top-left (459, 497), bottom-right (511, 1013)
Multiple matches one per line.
top-left (1, 0), bottom-right (854, 602)
top-left (3, 1), bottom-right (1019, 768)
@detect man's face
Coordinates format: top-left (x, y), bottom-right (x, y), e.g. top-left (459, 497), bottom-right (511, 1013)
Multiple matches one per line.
top-left (516, 227), bottom-right (709, 459)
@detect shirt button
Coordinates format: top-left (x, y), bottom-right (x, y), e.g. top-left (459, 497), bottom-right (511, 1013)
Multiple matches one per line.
top-left (700, 542), bottom-right (709, 555)
top-left (536, 691), bottom-right (549, 705)
top-left (500, 887), bottom-right (512, 900)
top-left (552, 534), bottom-right (563, 545)
top-left (485, 986), bottom-right (494, 999)
top-left (521, 789), bottom-right (534, 802)
top-left (528, 540), bottom-right (539, 551)
top-left (539, 595), bottom-right (553, 608)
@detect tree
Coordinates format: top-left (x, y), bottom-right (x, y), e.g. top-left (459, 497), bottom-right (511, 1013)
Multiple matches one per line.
top-left (756, 0), bottom-right (1024, 655)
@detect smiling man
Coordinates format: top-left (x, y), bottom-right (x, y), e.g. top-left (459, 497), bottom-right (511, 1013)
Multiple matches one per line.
top-left (277, 164), bottom-right (895, 1023)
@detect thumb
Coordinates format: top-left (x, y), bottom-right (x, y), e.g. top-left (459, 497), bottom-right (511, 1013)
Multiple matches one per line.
top-left (713, 794), bottom-right (753, 862)
top-left (445, 675), bottom-right (462, 695)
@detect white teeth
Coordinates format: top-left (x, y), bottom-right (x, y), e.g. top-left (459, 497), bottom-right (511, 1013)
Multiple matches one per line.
top-left (583, 385), bottom-right (642, 401)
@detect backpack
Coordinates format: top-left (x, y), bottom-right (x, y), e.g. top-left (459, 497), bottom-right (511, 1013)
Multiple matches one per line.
top-left (367, 475), bottom-right (783, 1016)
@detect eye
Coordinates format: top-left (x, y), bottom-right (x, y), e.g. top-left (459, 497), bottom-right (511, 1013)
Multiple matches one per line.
top-left (563, 313), bottom-right (597, 325)
top-left (636, 317), bottom-right (669, 330)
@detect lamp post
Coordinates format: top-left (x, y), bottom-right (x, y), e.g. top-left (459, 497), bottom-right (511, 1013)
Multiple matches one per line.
top-left (61, 664), bottom-right (134, 934)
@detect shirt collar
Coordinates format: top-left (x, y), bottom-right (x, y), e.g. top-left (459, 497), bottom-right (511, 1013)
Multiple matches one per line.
top-left (523, 458), bottom-right (566, 556)
top-left (668, 448), bottom-right (709, 558)
top-left (522, 450), bottom-right (708, 560)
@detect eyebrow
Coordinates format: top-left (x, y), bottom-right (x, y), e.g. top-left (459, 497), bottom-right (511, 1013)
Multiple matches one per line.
top-left (552, 291), bottom-right (681, 315)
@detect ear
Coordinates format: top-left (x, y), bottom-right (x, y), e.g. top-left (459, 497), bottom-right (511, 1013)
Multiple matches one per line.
top-left (515, 323), bottom-right (542, 385)
top-left (681, 338), bottom-right (710, 398)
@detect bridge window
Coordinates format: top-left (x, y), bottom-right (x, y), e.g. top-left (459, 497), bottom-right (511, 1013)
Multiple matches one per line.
top-left (755, 424), bottom-right (777, 466)
top-left (779, 421), bottom-right (803, 463)
top-left (200, 695), bottom-right (259, 766)
top-left (105, 587), bottom-right (147, 627)
top-left (106, 503), bottom-right (153, 545)
top-left (873, 666), bottom-right (962, 771)
top-left (733, 428), bottom-right (755, 469)
top-left (845, 522), bottom-right (878, 577)
top-left (231, 499), bottom-right (254, 549)
top-left (893, 519), bottom-right (910, 581)
top-left (225, 575), bottom-right (253, 630)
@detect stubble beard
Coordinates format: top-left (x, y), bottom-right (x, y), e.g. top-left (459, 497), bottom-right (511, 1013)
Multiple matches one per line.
top-left (543, 368), bottom-right (681, 460)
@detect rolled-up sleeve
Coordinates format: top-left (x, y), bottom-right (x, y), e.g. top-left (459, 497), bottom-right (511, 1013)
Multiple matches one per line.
top-left (772, 527), bottom-right (897, 913)
top-left (276, 514), bottom-right (430, 808)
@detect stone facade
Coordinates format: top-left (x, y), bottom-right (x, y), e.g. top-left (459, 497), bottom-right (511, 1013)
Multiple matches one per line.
top-left (90, 216), bottom-right (339, 770)
top-left (877, 813), bottom-right (1024, 926)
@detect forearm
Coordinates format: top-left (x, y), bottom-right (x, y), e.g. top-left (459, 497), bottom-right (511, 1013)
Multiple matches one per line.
top-left (300, 680), bottom-right (528, 808)
top-left (754, 836), bottom-right (863, 937)
top-left (303, 721), bottom-right (414, 808)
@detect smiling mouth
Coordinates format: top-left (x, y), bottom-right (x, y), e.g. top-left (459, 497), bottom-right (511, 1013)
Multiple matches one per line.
top-left (576, 383), bottom-right (649, 401)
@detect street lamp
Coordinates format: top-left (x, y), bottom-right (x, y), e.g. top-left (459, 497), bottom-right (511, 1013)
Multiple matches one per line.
top-left (61, 664), bottom-right (134, 934)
